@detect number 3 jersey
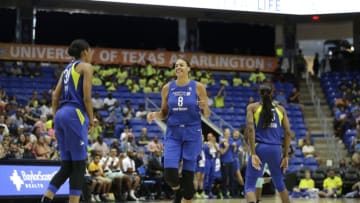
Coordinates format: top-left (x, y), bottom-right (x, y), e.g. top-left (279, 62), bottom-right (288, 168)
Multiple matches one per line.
top-left (60, 59), bottom-right (86, 112)
top-left (167, 80), bottom-right (201, 126)
top-left (253, 104), bottom-right (284, 145)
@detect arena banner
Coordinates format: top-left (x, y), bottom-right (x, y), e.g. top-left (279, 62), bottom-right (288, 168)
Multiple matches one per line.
top-left (0, 43), bottom-right (277, 72)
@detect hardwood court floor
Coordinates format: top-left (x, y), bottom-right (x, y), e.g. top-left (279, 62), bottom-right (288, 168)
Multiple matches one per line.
top-left (141, 196), bottom-right (360, 203)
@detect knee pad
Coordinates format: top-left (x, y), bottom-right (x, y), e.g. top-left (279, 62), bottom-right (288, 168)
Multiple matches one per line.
top-left (164, 168), bottom-right (180, 188)
top-left (50, 161), bottom-right (72, 190)
top-left (182, 170), bottom-right (195, 200)
top-left (69, 161), bottom-right (86, 192)
top-left (271, 175), bottom-right (286, 192)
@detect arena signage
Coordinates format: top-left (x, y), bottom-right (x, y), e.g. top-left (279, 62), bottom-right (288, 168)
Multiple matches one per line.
top-left (0, 165), bottom-right (69, 196)
top-left (0, 43), bottom-right (277, 72)
top-left (91, 0), bottom-right (360, 15)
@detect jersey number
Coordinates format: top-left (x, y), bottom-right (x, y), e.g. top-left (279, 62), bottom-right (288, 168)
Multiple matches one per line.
top-left (178, 96), bottom-right (183, 107)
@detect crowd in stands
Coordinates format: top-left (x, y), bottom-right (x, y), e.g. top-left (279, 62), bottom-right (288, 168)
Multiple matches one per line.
top-left (1, 60), bottom-right (360, 201)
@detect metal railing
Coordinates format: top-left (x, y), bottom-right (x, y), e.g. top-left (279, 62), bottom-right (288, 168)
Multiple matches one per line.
top-left (305, 75), bottom-right (340, 165)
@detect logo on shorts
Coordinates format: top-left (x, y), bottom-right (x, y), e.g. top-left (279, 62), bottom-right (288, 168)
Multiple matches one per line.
top-left (80, 141), bottom-right (84, 146)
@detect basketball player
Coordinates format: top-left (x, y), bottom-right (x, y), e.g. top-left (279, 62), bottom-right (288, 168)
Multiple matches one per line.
top-left (41, 39), bottom-right (94, 203)
top-left (245, 84), bottom-right (291, 203)
top-left (147, 58), bottom-right (210, 203)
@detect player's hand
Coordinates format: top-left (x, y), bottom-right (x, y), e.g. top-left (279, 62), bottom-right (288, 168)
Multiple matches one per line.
top-left (197, 100), bottom-right (206, 109)
top-left (280, 156), bottom-right (289, 170)
top-left (147, 112), bottom-right (155, 124)
top-left (251, 154), bottom-right (262, 171)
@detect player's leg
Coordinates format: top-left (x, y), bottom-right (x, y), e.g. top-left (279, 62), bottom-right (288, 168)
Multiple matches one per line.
top-left (262, 145), bottom-right (290, 203)
top-left (182, 125), bottom-right (203, 203)
top-left (41, 110), bottom-right (71, 202)
top-left (67, 108), bottom-right (88, 203)
top-left (245, 144), bottom-right (265, 203)
top-left (163, 126), bottom-right (182, 203)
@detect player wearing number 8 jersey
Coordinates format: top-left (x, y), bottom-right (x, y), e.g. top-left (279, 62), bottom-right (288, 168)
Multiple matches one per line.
top-left (245, 84), bottom-right (291, 203)
top-left (147, 58), bottom-right (211, 203)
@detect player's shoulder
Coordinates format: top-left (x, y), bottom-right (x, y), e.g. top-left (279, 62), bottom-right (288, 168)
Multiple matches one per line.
top-left (275, 104), bottom-right (286, 112)
top-left (247, 102), bottom-right (260, 109)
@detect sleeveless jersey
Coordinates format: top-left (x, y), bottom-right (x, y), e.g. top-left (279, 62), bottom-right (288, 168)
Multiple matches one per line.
top-left (59, 59), bottom-right (86, 112)
top-left (253, 104), bottom-right (284, 145)
top-left (167, 80), bottom-right (201, 126)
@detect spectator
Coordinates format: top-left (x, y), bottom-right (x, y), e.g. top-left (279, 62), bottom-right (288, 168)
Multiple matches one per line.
top-left (103, 93), bottom-right (117, 110)
top-left (292, 169), bottom-right (316, 197)
top-left (146, 135), bottom-right (163, 153)
top-left (138, 75), bottom-right (147, 89)
top-left (249, 68), bottom-right (266, 83)
top-left (144, 60), bottom-right (155, 79)
top-left (0, 88), bottom-right (8, 111)
top-left (219, 76), bottom-right (229, 86)
top-left (0, 125), bottom-right (5, 141)
top-left (100, 147), bottom-right (131, 200)
top-left (0, 115), bottom-right (9, 136)
top-left (90, 118), bottom-right (103, 142)
top-left (232, 73), bottom-right (243, 86)
top-left (302, 138), bottom-right (316, 158)
top-left (120, 126), bottom-right (133, 142)
top-left (133, 149), bottom-right (145, 169)
top-left (344, 181), bottom-right (360, 198)
top-left (32, 135), bottom-right (51, 160)
top-left (92, 92), bottom-right (104, 110)
top-left (23, 106), bottom-right (38, 127)
top-left (92, 136), bottom-right (109, 157)
top-left (92, 71), bottom-right (103, 86)
top-left (242, 79), bottom-right (251, 87)
top-left (207, 92), bottom-right (214, 107)
top-left (34, 114), bottom-right (47, 135)
top-left (39, 101), bottom-right (52, 117)
top-left (128, 79), bottom-right (140, 93)
top-left (121, 133), bottom-right (138, 153)
top-left (214, 85), bottom-right (226, 108)
top-left (121, 150), bottom-right (140, 200)
top-left (351, 129), bottom-right (360, 153)
top-left (116, 66), bottom-right (128, 85)
top-left (295, 49), bottom-right (307, 79)
top-left (88, 154), bottom-right (112, 201)
top-left (10, 62), bottom-right (22, 77)
top-left (312, 52), bottom-right (320, 79)
top-left (22, 133), bottom-right (34, 159)
top-left (275, 90), bottom-right (287, 105)
top-left (10, 108), bottom-right (24, 131)
top-left (288, 88), bottom-right (299, 104)
top-left (135, 104), bottom-right (147, 119)
top-left (4, 141), bottom-right (23, 159)
top-left (200, 72), bottom-right (209, 87)
top-left (147, 150), bottom-right (165, 199)
top-left (122, 100), bottom-right (135, 120)
top-left (33, 62), bottom-right (42, 77)
top-left (22, 62), bottom-right (34, 77)
top-left (137, 128), bottom-right (150, 146)
top-left (29, 91), bottom-right (39, 108)
top-left (318, 168), bottom-right (343, 197)
top-left (338, 158), bottom-right (349, 177)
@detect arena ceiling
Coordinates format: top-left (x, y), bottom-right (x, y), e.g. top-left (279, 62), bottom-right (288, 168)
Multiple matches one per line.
top-left (1, 0), bottom-right (359, 25)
